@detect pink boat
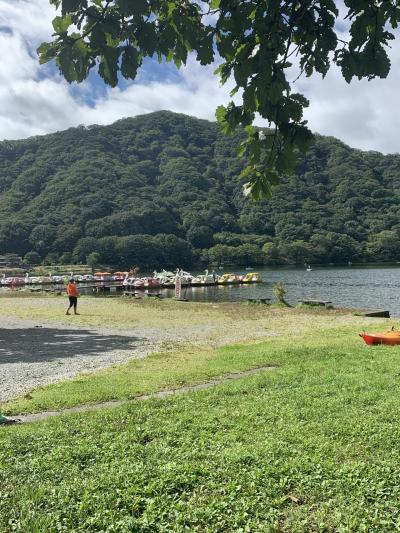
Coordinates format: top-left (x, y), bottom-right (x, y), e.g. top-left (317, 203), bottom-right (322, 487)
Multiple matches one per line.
top-left (4, 277), bottom-right (26, 286)
top-left (112, 271), bottom-right (128, 282)
top-left (144, 277), bottom-right (160, 289)
top-left (134, 277), bottom-right (160, 289)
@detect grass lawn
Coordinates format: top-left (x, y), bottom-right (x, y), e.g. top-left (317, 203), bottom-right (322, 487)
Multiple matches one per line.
top-left (1, 300), bottom-right (400, 531)
top-left (0, 297), bottom-right (386, 415)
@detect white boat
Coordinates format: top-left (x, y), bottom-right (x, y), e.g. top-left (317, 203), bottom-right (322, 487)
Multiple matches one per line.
top-left (153, 270), bottom-right (176, 287)
top-left (123, 276), bottom-right (137, 287)
top-left (175, 269), bottom-right (194, 286)
top-left (191, 269), bottom-right (217, 286)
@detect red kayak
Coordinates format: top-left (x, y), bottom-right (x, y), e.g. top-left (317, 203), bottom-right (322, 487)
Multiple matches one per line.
top-left (359, 330), bottom-right (400, 346)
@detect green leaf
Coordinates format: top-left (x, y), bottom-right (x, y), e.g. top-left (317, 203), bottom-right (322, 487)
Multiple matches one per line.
top-left (102, 15), bottom-right (121, 39)
top-left (121, 47), bottom-right (140, 79)
top-left (37, 42), bottom-right (59, 64)
top-left (57, 46), bottom-right (78, 82)
top-left (52, 15), bottom-right (72, 33)
top-left (118, 0), bottom-right (148, 16)
top-left (136, 22), bottom-right (157, 56)
top-left (90, 24), bottom-right (107, 49)
top-left (61, 0), bottom-right (86, 14)
top-left (98, 47), bottom-right (121, 87)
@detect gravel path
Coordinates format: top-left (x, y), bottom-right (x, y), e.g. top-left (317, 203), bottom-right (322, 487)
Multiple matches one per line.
top-left (0, 314), bottom-right (275, 403)
top-left (0, 316), bottom-right (158, 403)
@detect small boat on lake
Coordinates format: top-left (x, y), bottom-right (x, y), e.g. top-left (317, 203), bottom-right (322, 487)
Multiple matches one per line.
top-left (153, 270), bottom-right (175, 287)
top-left (2, 276), bottom-right (26, 286)
top-left (133, 277), bottom-right (160, 289)
top-left (191, 270), bottom-right (217, 286)
top-left (218, 273), bottom-right (241, 285)
top-left (360, 330), bottom-right (400, 346)
top-left (112, 271), bottom-right (128, 282)
top-left (94, 272), bottom-right (112, 282)
top-left (122, 276), bottom-right (136, 287)
top-left (241, 272), bottom-right (263, 283)
top-left (28, 276), bottom-right (52, 284)
top-left (143, 277), bottom-right (161, 289)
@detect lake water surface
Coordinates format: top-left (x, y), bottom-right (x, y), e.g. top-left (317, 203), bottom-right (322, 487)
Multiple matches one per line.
top-left (7, 266), bottom-right (400, 316)
top-left (167, 266), bottom-right (400, 316)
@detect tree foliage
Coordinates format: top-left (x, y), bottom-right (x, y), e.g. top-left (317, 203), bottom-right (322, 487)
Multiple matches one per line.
top-left (39, 0), bottom-right (400, 197)
top-left (1, 111), bottom-right (400, 267)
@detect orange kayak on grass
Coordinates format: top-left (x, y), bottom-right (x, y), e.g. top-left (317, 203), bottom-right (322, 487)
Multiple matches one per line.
top-left (359, 330), bottom-right (400, 346)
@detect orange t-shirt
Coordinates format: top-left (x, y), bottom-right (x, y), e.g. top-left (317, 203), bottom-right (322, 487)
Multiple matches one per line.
top-left (66, 282), bottom-right (79, 297)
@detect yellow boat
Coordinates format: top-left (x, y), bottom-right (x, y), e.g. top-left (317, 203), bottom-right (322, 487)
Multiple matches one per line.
top-left (217, 273), bottom-right (241, 285)
top-left (241, 272), bottom-right (263, 283)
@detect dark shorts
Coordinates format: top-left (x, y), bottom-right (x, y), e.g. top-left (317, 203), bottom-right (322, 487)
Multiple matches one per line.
top-left (68, 296), bottom-right (78, 307)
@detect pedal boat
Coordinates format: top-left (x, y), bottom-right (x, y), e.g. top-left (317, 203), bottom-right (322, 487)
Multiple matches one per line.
top-left (218, 273), bottom-right (241, 285)
top-left (241, 272), bottom-right (263, 283)
top-left (359, 330), bottom-right (400, 346)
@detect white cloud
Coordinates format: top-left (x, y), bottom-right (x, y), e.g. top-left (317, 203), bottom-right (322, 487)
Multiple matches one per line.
top-left (0, 0), bottom-right (399, 157)
top-left (297, 49), bottom-right (400, 154)
top-left (0, 0), bottom-right (234, 139)
top-left (77, 59), bottom-right (235, 127)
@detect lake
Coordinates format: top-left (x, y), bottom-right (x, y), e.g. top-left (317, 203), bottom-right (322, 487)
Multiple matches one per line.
top-left (162, 266), bottom-right (400, 316)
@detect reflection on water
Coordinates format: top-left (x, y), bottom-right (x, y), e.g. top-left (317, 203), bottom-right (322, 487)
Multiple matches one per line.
top-left (4, 266), bottom-right (400, 316)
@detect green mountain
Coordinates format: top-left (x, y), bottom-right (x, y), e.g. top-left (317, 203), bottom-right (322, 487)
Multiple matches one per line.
top-left (0, 110), bottom-right (399, 268)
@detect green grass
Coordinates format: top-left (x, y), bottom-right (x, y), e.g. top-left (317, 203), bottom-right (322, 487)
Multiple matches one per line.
top-left (2, 301), bottom-right (400, 531)
top-left (2, 324), bottom-right (400, 531)
top-left (1, 296), bottom-right (375, 415)
top-left (2, 341), bottom-right (279, 415)
top-left (2, 322), bottom-right (382, 416)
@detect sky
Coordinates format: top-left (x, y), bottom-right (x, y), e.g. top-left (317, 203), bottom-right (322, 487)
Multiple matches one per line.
top-left (1, 0), bottom-right (400, 154)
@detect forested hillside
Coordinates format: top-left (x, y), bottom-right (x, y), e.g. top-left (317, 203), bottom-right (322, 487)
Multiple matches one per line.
top-left (0, 110), bottom-right (399, 268)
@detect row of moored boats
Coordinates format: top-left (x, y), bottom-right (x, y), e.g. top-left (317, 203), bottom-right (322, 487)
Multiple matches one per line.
top-left (122, 270), bottom-right (262, 289)
top-left (0, 270), bottom-right (262, 288)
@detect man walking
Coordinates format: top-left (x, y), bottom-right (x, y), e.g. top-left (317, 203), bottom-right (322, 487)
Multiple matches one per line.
top-left (66, 278), bottom-right (80, 315)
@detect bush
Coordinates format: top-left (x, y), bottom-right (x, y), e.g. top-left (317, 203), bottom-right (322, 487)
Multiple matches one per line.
top-left (273, 282), bottom-right (289, 306)
top-left (23, 251), bottom-right (42, 266)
